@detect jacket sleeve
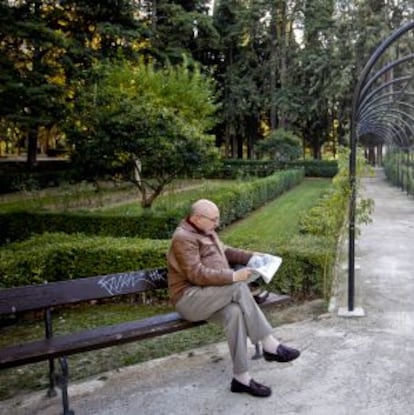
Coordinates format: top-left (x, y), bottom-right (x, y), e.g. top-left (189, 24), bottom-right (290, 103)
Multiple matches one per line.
top-left (224, 246), bottom-right (253, 267)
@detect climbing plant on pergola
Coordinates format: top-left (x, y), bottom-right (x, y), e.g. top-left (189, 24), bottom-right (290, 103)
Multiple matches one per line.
top-left (347, 21), bottom-right (414, 313)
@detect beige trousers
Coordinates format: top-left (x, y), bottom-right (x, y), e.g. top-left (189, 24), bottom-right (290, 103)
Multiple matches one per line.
top-left (175, 282), bottom-right (273, 374)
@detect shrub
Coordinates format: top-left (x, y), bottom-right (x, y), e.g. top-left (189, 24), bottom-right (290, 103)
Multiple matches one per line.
top-left (0, 233), bottom-right (169, 288)
top-left (0, 170), bottom-right (304, 244)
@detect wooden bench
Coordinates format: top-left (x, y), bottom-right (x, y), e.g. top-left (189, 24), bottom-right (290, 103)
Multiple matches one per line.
top-left (0, 268), bottom-right (290, 415)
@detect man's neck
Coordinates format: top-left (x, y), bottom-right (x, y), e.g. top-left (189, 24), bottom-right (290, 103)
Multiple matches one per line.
top-left (185, 217), bottom-right (212, 236)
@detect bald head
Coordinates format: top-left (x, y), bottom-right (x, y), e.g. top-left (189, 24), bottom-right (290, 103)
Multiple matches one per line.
top-left (189, 199), bottom-right (220, 231)
top-left (191, 199), bottom-right (219, 216)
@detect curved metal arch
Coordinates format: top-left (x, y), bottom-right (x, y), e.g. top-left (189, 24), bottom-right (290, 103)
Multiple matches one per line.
top-left (358, 120), bottom-right (408, 148)
top-left (358, 53), bottom-right (414, 104)
top-left (357, 124), bottom-right (396, 145)
top-left (357, 118), bottom-right (405, 142)
top-left (357, 88), bottom-right (414, 120)
top-left (359, 110), bottom-right (414, 146)
top-left (347, 20), bottom-right (414, 313)
top-left (359, 103), bottom-right (414, 136)
top-left (357, 75), bottom-right (414, 114)
top-left (359, 99), bottom-right (414, 121)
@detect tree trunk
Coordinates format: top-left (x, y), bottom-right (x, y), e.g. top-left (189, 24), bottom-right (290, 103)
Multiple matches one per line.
top-left (269, 3), bottom-right (278, 131)
top-left (277, 0), bottom-right (288, 130)
top-left (26, 128), bottom-right (38, 170)
top-left (237, 135), bottom-right (243, 159)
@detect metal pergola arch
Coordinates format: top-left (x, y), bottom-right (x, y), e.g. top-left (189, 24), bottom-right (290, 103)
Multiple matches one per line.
top-left (357, 75), bottom-right (414, 113)
top-left (358, 109), bottom-right (414, 146)
top-left (346, 20), bottom-right (414, 314)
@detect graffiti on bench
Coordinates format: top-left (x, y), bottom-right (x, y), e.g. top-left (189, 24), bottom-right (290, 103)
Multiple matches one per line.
top-left (97, 269), bottom-right (167, 295)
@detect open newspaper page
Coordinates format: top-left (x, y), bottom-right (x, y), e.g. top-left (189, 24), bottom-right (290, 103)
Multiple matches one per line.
top-left (246, 253), bottom-right (282, 284)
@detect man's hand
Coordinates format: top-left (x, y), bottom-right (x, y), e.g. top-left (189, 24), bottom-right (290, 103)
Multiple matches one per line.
top-left (233, 268), bottom-right (254, 282)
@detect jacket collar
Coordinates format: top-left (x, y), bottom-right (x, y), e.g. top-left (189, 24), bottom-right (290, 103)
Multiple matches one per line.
top-left (184, 216), bottom-right (210, 236)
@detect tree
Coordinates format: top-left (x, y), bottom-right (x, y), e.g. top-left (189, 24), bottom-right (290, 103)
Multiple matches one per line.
top-left (0, 0), bottom-right (145, 168)
top-left (213, 0), bottom-right (270, 159)
top-left (141, 0), bottom-right (220, 67)
top-left (0, 0), bottom-right (68, 168)
top-left (255, 128), bottom-right (302, 161)
top-left (66, 60), bottom-right (219, 208)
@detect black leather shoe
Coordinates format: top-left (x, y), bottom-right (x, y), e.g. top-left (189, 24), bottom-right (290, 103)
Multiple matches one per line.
top-left (230, 378), bottom-right (272, 397)
top-left (263, 344), bottom-right (300, 362)
top-left (254, 290), bottom-right (270, 304)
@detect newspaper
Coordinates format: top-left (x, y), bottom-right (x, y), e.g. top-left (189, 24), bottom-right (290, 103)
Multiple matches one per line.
top-left (246, 253), bottom-right (282, 284)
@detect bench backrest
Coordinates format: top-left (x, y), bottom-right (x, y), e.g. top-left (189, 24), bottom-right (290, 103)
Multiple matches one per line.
top-left (0, 268), bottom-right (168, 315)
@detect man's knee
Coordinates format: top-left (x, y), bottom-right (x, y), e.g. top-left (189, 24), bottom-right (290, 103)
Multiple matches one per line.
top-left (222, 303), bottom-right (243, 324)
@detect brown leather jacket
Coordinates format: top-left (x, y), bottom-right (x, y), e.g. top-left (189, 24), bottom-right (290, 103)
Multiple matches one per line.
top-left (167, 219), bottom-right (253, 305)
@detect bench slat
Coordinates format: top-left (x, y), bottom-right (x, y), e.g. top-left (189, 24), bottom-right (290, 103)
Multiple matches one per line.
top-left (0, 293), bottom-right (290, 370)
top-left (0, 268), bottom-right (168, 314)
top-left (0, 312), bottom-right (203, 369)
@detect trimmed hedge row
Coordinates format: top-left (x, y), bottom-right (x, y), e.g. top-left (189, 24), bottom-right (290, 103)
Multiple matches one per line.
top-left (383, 150), bottom-right (414, 196)
top-left (0, 169), bottom-right (304, 245)
top-left (0, 166), bottom-right (346, 300)
top-left (0, 233), bottom-right (169, 288)
top-left (214, 159), bottom-right (338, 179)
top-left (0, 232), bottom-right (335, 301)
top-left (0, 160), bottom-right (79, 194)
top-left (0, 179), bottom-right (344, 301)
top-left (0, 158), bottom-right (335, 194)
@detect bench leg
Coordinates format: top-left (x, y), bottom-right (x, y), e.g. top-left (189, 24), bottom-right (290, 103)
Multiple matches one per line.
top-left (46, 358), bottom-right (58, 397)
top-left (252, 342), bottom-right (263, 359)
top-left (44, 309), bottom-right (57, 397)
top-left (57, 357), bottom-right (75, 415)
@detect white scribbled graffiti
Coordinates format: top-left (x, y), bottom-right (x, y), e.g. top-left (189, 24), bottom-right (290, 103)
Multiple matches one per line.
top-left (97, 269), bottom-right (167, 295)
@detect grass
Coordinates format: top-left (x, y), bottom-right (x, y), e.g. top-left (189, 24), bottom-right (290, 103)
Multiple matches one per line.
top-left (0, 179), bottom-right (206, 213)
top-left (93, 179), bottom-right (235, 215)
top-left (0, 177), bottom-right (332, 401)
top-left (221, 178), bottom-right (332, 249)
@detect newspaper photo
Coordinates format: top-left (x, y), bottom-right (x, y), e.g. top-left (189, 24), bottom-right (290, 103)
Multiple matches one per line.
top-left (246, 253), bottom-right (282, 284)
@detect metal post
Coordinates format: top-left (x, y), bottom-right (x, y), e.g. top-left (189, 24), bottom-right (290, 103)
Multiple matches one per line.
top-left (45, 307), bottom-right (57, 397)
top-left (340, 20), bottom-right (414, 317)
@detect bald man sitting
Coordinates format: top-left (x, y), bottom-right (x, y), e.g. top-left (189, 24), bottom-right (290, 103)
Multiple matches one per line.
top-left (167, 199), bottom-right (300, 397)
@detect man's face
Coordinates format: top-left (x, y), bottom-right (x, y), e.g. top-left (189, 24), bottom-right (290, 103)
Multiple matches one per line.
top-left (196, 207), bottom-right (220, 233)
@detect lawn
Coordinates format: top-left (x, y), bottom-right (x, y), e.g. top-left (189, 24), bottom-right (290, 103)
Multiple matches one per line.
top-left (221, 178), bottom-right (332, 250)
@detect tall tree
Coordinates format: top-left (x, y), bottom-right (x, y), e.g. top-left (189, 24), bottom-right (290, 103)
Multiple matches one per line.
top-left (66, 60), bottom-right (219, 208)
top-left (143, 0), bottom-right (219, 66)
top-left (295, 0), bottom-right (336, 158)
top-left (0, 0), bottom-right (67, 168)
top-left (213, 0), bottom-right (271, 159)
top-left (267, 0), bottom-right (302, 131)
top-left (0, 0), bottom-right (144, 168)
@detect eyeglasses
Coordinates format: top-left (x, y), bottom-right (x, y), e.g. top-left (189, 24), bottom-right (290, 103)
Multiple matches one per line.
top-left (199, 214), bottom-right (220, 223)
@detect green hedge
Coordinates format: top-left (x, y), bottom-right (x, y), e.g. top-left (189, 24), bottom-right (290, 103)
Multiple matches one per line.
top-left (383, 150), bottom-right (414, 196)
top-left (297, 160), bottom-right (338, 177)
top-left (0, 232), bottom-right (335, 301)
top-left (272, 235), bottom-right (336, 300)
top-left (219, 231), bottom-right (336, 300)
top-left (0, 231), bottom-right (337, 301)
top-left (212, 159), bottom-right (338, 179)
top-left (0, 233), bottom-right (169, 288)
top-left (0, 169), bottom-right (304, 244)
top-left (0, 172), bottom-right (341, 300)
top-left (0, 160), bottom-right (79, 194)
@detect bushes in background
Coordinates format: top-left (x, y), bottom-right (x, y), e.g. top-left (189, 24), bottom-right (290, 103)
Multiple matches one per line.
top-left (0, 165), bottom-right (349, 300)
top-left (213, 159), bottom-right (338, 179)
top-left (0, 233), bottom-right (169, 288)
top-left (383, 149), bottom-right (414, 196)
top-left (0, 169), bottom-right (304, 244)
top-left (0, 231), bottom-right (334, 302)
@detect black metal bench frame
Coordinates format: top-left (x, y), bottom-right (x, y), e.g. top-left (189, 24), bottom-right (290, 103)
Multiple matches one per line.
top-left (0, 268), bottom-right (290, 415)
